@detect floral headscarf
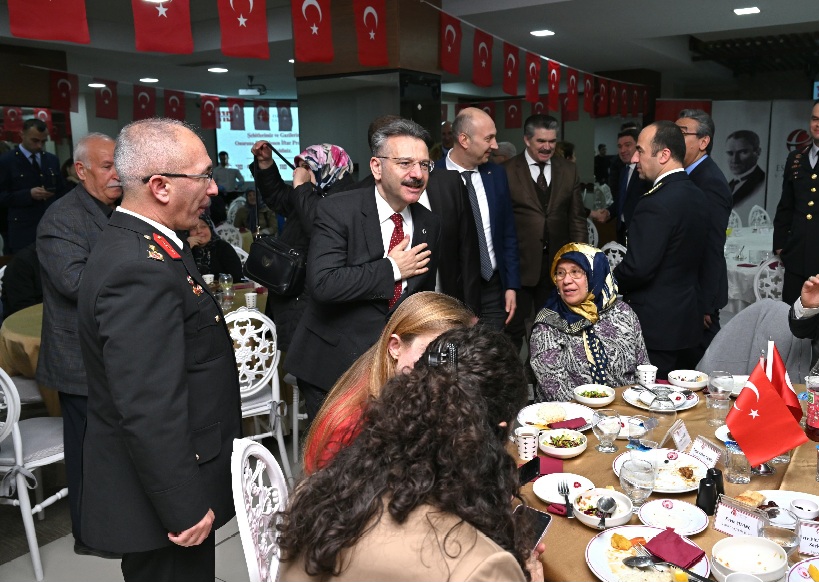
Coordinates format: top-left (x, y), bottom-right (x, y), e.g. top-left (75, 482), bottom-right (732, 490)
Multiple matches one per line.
top-left (294, 144), bottom-right (354, 192)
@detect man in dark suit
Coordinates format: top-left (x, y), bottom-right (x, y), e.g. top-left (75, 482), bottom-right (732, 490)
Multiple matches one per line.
top-left (445, 107), bottom-right (520, 332)
top-left (774, 100), bottom-right (819, 305)
top-left (0, 118), bottom-right (67, 253)
top-left (78, 119), bottom-right (241, 581)
top-left (37, 133), bottom-right (121, 559)
top-left (608, 128), bottom-right (651, 244)
top-left (725, 129), bottom-right (766, 212)
top-left (614, 121), bottom-right (708, 377)
top-left (789, 273), bottom-right (819, 342)
top-left (676, 109), bottom-right (733, 356)
top-left (286, 118), bottom-right (441, 419)
top-left (503, 114), bottom-right (585, 347)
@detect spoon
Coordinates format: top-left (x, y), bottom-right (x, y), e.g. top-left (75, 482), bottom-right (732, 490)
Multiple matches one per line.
top-left (596, 496), bottom-right (616, 529)
top-left (622, 556), bottom-right (710, 582)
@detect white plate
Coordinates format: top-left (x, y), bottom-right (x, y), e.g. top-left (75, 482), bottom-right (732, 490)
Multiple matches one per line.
top-left (531, 472), bottom-right (595, 505)
top-left (715, 425), bottom-right (730, 442)
top-left (758, 489), bottom-right (819, 511)
top-left (613, 449), bottom-right (708, 493)
top-left (517, 402), bottom-right (595, 432)
top-left (638, 498), bottom-right (709, 535)
top-left (787, 556), bottom-right (819, 582)
top-left (585, 524), bottom-right (710, 582)
top-left (623, 386), bottom-right (699, 411)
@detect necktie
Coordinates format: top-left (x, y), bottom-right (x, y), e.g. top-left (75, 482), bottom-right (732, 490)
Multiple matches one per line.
top-left (387, 213), bottom-right (404, 308)
top-left (461, 171), bottom-right (494, 281)
top-left (30, 154), bottom-right (41, 175)
top-left (728, 178), bottom-right (740, 193)
top-left (536, 162), bottom-right (547, 190)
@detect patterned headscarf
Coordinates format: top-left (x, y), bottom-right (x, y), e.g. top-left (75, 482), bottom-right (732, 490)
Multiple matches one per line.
top-left (294, 144), bottom-right (354, 192)
top-left (537, 243), bottom-right (619, 384)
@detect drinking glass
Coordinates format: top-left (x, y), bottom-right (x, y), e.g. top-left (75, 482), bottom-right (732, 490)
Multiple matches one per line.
top-left (592, 409), bottom-right (621, 453)
top-left (647, 394), bottom-right (676, 447)
top-left (758, 507), bottom-right (800, 565)
top-left (627, 415), bottom-right (650, 445)
top-left (707, 371), bottom-right (733, 427)
top-left (219, 273), bottom-right (235, 309)
top-left (619, 459), bottom-right (654, 511)
top-left (218, 273), bottom-right (233, 293)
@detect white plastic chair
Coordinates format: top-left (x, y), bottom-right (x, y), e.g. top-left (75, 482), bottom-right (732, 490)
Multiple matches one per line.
top-left (228, 196), bottom-right (246, 226)
top-left (0, 368), bottom-right (67, 581)
top-left (233, 244), bottom-right (249, 266)
top-left (753, 257), bottom-right (785, 302)
top-left (224, 307), bottom-right (292, 480)
top-left (748, 205), bottom-right (771, 228)
top-left (728, 209), bottom-right (742, 229)
top-left (216, 223), bottom-right (243, 248)
top-left (231, 438), bottom-right (288, 582)
top-left (283, 373), bottom-right (308, 465)
top-left (0, 264), bottom-right (6, 297)
top-left (586, 218), bottom-right (599, 247)
top-left (601, 241), bottom-right (627, 271)
top-left (12, 377), bottom-right (43, 406)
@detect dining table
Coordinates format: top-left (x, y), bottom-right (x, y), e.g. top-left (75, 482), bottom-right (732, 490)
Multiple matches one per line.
top-left (518, 384), bottom-right (817, 581)
top-left (723, 226), bottom-right (776, 319)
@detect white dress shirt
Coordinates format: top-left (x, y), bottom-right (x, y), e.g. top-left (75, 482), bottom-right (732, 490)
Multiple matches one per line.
top-left (115, 207), bottom-right (184, 250)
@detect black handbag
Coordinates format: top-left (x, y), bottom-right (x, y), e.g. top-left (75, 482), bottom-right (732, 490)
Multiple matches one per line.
top-left (243, 236), bottom-right (306, 297)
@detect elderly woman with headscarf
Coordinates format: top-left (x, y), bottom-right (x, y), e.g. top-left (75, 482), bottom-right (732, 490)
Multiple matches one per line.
top-left (187, 213), bottom-right (244, 282)
top-left (249, 142), bottom-right (355, 350)
top-left (529, 243), bottom-right (649, 402)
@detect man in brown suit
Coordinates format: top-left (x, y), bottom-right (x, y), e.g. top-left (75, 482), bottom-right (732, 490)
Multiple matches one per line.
top-left (503, 114), bottom-right (587, 348)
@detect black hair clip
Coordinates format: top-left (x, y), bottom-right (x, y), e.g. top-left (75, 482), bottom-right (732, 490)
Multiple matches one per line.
top-left (427, 342), bottom-right (458, 371)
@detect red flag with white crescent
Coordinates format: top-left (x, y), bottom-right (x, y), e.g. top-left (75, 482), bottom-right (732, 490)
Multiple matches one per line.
top-left (565, 68), bottom-right (578, 113)
top-left (502, 43), bottom-right (519, 97)
top-left (583, 74), bottom-right (594, 114)
top-left (641, 88), bottom-right (648, 114)
top-left (530, 97), bottom-right (548, 117)
top-left (49, 72), bottom-right (79, 113)
top-left (621, 83), bottom-right (630, 117)
top-left (254, 101), bottom-right (270, 131)
top-left (227, 98), bottom-right (245, 131)
top-left (276, 101), bottom-right (293, 131)
top-left (596, 78), bottom-right (608, 116)
top-left (94, 79), bottom-right (119, 120)
top-left (292, 0), bottom-right (334, 62)
top-left (472, 29), bottom-right (493, 88)
top-left (218, 0), bottom-right (269, 59)
top-left (132, 85), bottom-right (157, 121)
top-left (505, 99), bottom-right (522, 129)
top-left (33, 108), bottom-right (53, 136)
top-left (3, 107), bottom-right (24, 133)
top-left (354, 0), bottom-right (388, 66)
top-left (477, 101), bottom-right (496, 120)
top-left (561, 93), bottom-right (578, 122)
top-left (768, 342), bottom-right (802, 421)
top-left (164, 90), bottom-right (186, 121)
top-left (525, 52), bottom-right (540, 104)
top-left (632, 87), bottom-right (640, 118)
top-left (8, 0), bottom-right (90, 44)
top-left (609, 82), bottom-right (619, 116)
top-left (132, 0), bottom-right (193, 54)
top-left (440, 13), bottom-right (461, 74)
top-left (200, 95), bottom-right (221, 130)
top-left (547, 60), bottom-right (560, 112)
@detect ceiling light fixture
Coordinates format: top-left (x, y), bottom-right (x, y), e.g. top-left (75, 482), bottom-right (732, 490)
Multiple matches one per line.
top-left (288, 59), bottom-right (295, 64)
top-left (88, 82), bottom-right (106, 88)
top-left (734, 7), bottom-right (760, 15)
top-left (208, 67), bottom-right (229, 73)
top-left (139, 77), bottom-right (159, 83)
top-left (530, 29), bottom-right (555, 37)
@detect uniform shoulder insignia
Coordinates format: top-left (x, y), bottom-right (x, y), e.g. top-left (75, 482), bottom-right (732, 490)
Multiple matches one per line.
top-left (152, 233), bottom-right (181, 259)
top-left (146, 244), bottom-right (164, 262)
top-left (643, 181), bottom-right (663, 197)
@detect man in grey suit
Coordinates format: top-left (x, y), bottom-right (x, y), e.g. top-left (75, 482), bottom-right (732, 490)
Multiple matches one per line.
top-left (36, 133), bottom-right (121, 558)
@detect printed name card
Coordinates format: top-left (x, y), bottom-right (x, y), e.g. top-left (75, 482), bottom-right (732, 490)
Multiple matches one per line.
top-left (800, 521), bottom-right (819, 556)
top-left (670, 420), bottom-right (692, 452)
top-left (687, 435), bottom-right (723, 468)
top-left (714, 496), bottom-right (764, 537)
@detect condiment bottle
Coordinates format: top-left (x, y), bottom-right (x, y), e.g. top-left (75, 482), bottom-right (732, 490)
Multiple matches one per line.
top-left (806, 376), bottom-right (819, 442)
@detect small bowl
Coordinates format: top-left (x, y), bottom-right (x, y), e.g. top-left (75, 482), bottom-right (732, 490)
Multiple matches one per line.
top-left (731, 375), bottom-right (750, 397)
top-left (572, 488), bottom-right (633, 529)
top-left (668, 369), bottom-right (709, 391)
top-left (711, 536), bottom-right (787, 582)
top-left (538, 429), bottom-right (587, 459)
top-left (790, 498), bottom-right (819, 520)
top-left (573, 384), bottom-right (615, 407)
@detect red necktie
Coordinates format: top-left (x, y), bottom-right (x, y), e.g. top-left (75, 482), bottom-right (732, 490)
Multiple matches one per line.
top-left (388, 213), bottom-right (404, 308)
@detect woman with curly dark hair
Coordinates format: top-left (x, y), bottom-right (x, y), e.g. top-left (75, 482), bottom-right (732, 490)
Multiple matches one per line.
top-left (278, 326), bottom-right (545, 581)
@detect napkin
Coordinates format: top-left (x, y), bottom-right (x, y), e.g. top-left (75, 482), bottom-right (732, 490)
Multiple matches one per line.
top-left (548, 417), bottom-right (586, 429)
top-left (546, 503), bottom-right (567, 516)
top-left (644, 528), bottom-right (705, 569)
top-left (539, 456), bottom-right (563, 475)
top-left (737, 263), bottom-right (757, 268)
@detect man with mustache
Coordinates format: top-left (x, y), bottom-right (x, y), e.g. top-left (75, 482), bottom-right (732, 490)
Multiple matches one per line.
top-left (36, 132), bottom-right (122, 559)
top-left (503, 114), bottom-right (586, 348)
top-left (286, 118), bottom-right (441, 419)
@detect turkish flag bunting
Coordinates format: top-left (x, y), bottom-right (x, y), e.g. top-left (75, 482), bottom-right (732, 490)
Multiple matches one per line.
top-left (546, 61), bottom-right (560, 112)
top-left (455, 103), bottom-right (469, 116)
top-left (621, 84), bottom-right (630, 117)
top-left (530, 98), bottom-right (548, 117)
top-left (561, 93), bottom-right (578, 122)
top-left (641, 88), bottom-right (648, 114)
top-left (441, 104), bottom-right (448, 123)
top-left (218, 0), bottom-right (269, 59)
top-left (291, 0), bottom-right (333, 62)
top-left (477, 101), bottom-right (496, 120)
top-left (32, 109), bottom-right (53, 137)
top-left (164, 90), bottom-right (186, 121)
top-left (132, 85), bottom-right (157, 121)
top-left (200, 95), bottom-right (221, 130)
top-left (726, 362), bottom-right (808, 466)
top-left (8, 0), bottom-right (90, 44)
top-left (354, 0), bottom-right (388, 66)
top-left (632, 87), bottom-right (640, 116)
top-left (565, 68), bottom-right (579, 113)
top-left (525, 52), bottom-right (541, 104)
top-left (132, 0), bottom-right (193, 54)
top-left (94, 79), bottom-right (119, 120)
top-left (609, 82), bottom-right (619, 116)
top-left (440, 13), bottom-right (461, 74)
top-left (504, 100), bottom-right (522, 129)
top-left (227, 98), bottom-right (245, 131)
top-left (472, 29), bottom-right (493, 87)
top-left (49, 72), bottom-right (79, 113)
top-left (502, 43), bottom-right (519, 96)
top-left (583, 74), bottom-right (594, 114)
top-left (254, 102), bottom-right (270, 130)
top-left (3, 107), bottom-right (23, 133)
top-left (595, 78), bottom-right (608, 116)
top-left (767, 342), bottom-right (802, 421)
top-left (277, 101), bottom-right (293, 131)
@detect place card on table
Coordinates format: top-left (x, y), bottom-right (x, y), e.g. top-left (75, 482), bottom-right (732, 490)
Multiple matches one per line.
top-left (687, 435), bottom-right (723, 468)
top-left (800, 521), bottom-right (819, 556)
top-left (713, 495), bottom-right (764, 537)
top-left (669, 420), bottom-right (692, 452)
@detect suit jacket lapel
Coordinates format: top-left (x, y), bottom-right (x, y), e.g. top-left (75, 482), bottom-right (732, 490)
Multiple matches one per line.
top-left (478, 164), bottom-right (496, 230)
top-left (361, 189), bottom-right (385, 261)
top-left (406, 204), bottom-right (431, 295)
top-left (77, 185), bottom-right (112, 232)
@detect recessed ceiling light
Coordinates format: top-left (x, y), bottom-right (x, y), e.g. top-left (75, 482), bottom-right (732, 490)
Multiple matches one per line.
top-left (88, 82), bottom-right (106, 88)
top-left (530, 29), bottom-right (555, 37)
top-left (208, 67), bottom-right (229, 73)
top-left (139, 77), bottom-right (159, 83)
top-left (288, 59), bottom-right (295, 64)
top-left (734, 7), bottom-right (760, 15)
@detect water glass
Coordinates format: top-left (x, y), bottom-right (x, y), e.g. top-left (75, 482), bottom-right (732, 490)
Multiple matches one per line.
top-left (758, 507), bottom-right (800, 565)
top-left (627, 415), bottom-right (650, 445)
top-left (218, 273), bottom-right (233, 293)
top-left (647, 394), bottom-right (676, 447)
top-left (706, 393), bottom-right (731, 427)
top-left (630, 439), bottom-right (659, 473)
top-left (592, 409), bottom-right (621, 453)
top-left (619, 459), bottom-right (654, 511)
top-left (724, 441), bottom-right (751, 484)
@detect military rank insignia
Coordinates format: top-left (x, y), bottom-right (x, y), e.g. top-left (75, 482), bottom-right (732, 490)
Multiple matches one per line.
top-left (147, 244), bottom-right (164, 262)
top-left (187, 275), bottom-right (204, 296)
top-left (152, 233), bottom-right (181, 259)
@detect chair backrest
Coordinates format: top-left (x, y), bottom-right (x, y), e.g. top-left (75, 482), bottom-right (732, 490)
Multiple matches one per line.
top-left (728, 209), bottom-right (742, 229)
top-left (753, 257), bottom-right (784, 302)
top-left (228, 197), bottom-right (246, 226)
top-left (224, 307), bottom-right (278, 399)
top-left (748, 204), bottom-right (771, 227)
top-left (600, 241), bottom-right (627, 270)
top-left (216, 223), bottom-right (243, 247)
top-left (233, 245), bottom-right (249, 266)
top-left (586, 218), bottom-right (599, 247)
top-left (231, 438), bottom-right (288, 582)
top-left (0, 264), bottom-right (6, 297)
top-left (0, 368), bottom-right (20, 449)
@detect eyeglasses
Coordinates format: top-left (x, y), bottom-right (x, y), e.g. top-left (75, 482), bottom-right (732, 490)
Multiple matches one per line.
top-left (376, 157), bottom-right (434, 173)
top-left (141, 171), bottom-right (213, 185)
top-left (555, 268), bottom-right (586, 280)
top-left (679, 131), bottom-right (699, 137)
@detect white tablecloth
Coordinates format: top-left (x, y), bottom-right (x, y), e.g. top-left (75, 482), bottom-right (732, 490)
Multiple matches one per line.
top-left (723, 227), bottom-right (774, 318)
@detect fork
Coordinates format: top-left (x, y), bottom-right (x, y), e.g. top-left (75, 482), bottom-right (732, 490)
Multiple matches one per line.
top-left (633, 543), bottom-right (710, 582)
top-left (557, 480), bottom-right (574, 519)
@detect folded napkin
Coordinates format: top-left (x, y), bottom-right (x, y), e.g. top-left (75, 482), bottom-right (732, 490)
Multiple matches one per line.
top-left (547, 503), bottom-right (567, 516)
top-left (655, 379), bottom-right (670, 385)
top-left (737, 263), bottom-right (757, 268)
top-left (539, 456), bottom-right (563, 476)
top-left (644, 528), bottom-right (705, 569)
top-left (548, 417), bottom-right (586, 429)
